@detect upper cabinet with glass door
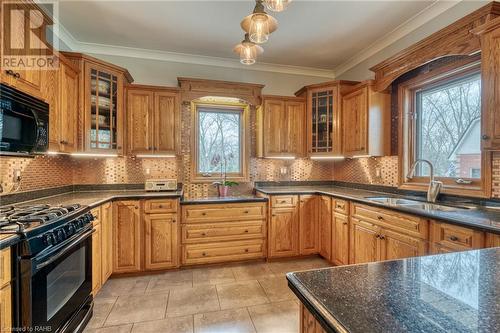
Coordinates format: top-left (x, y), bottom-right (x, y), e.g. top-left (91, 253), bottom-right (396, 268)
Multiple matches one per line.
top-left (61, 52), bottom-right (133, 155)
top-left (295, 81), bottom-right (358, 157)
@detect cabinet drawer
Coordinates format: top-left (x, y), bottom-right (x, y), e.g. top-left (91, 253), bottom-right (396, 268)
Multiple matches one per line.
top-left (0, 248), bottom-right (11, 288)
top-left (182, 203), bottom-right (266, 223)
top-left (430, 221), bottom-right (485, 251)
top-left (333, 199), bottom-right (349, 214)
top-left (271, 195), bottom-right (298, 208)
top-left (144, 199), bottom-right (178, 213)
top-left (351, 203), bottom-right (427, 238)
top-left (182, 239), bottom-right (265, 265)
top-left (182, 221), bottom-right (265, 244)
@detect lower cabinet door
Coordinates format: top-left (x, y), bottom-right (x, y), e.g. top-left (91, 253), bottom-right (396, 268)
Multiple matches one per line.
top-left (332, 213), bottom-right (349, 266)
top-left (92, 223), bottom-right (102, 295)
top-left (381, 228), bottom-right (427, 260)
top-left (0, 284), bottom-right (12, 333)
top-left (144, 213), bottom-right (178, 270)
top-left (318, 196), bottom-right (332, 261)
top-left (269, 208), bottom-right (299, 258)
top-left (299, 195), bottom-right (319, 255)
top-left (350, 218), bottom-right (380, 264)
top-left (113, 201), bottom-right (142, 273)
top-left (101, 203), bottom-right (113, 282)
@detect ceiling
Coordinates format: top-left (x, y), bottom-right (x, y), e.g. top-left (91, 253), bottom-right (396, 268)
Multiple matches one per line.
top-left (56, 1), bottom-right (451, 74)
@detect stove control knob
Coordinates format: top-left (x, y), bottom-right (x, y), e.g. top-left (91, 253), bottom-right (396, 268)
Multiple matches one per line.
top-left (44, 233), bottom-right (54, 246)
top-left (66, 224), bottom-right (75, 236)
top-left (56, 229), bottom-right (65, 242)
top-left (76, 218), bottom-right (84, 228)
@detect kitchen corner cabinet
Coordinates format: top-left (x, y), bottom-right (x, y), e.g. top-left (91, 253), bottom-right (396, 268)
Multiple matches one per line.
top-left (472, 17), bottom-right (500, 150)
top-left (113, 201), bottom-right (142, 273)
top-left (318, 196), bottom-right (332, 260)
top-left (342, 81), bottom-right (390, 157)
top-left (256, 95), bottom-right (306, 158)
top-left (61, 52), bottom-right (133, 155)
top-left (299, 195), bottom-right (319, 255)
top-left (295, 81), bottom-right (358, 157)
top-left (126, 85), bottom-right (180, 155)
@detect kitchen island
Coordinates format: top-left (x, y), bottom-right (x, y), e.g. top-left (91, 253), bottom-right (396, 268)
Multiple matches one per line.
top-left (287, 247), bottom-right (500, 333)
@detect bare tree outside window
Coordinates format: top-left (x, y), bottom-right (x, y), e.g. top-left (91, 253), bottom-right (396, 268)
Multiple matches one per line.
top-left (197, 107), bottom-right (242, 175)
top-left (415, 73), bottom-right (481, 178)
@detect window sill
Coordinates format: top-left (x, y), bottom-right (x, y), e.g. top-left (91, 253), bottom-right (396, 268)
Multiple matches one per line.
top-left (190, 175), bottom-right (249, 184)
top-left (399, 182), bottom-right (489, 198)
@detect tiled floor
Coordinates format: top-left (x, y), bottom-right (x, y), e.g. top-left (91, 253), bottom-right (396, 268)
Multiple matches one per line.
top-left (84, 257), bottom-right (331, 333)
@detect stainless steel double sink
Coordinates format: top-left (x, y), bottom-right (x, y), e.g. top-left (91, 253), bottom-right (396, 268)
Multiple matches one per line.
top-left (364, 196), bottom-right (474, 212)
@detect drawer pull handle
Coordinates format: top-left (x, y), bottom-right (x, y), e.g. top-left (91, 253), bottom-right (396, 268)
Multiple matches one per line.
top-left (202, 252), bottom-right (207, 256)
top-left (202, 212), bottom-right (207, 216)
top-left (379, 235), bottom-right (385, 240)
top-left (377, 216), bottom-right (384, 220)
top-left (342, 222), bottom-right (348, 225)
top-left (159, 205), bottom-right (163, 208)
top-left (449, 236), bottom-right (459, 241)
top-left (280, 200), bottom-right (286, 203)
top-left (244, 230), bottom-right (249, 233)
top-left (245, 249), bottom-right (249, 253)
top-left (244, 210), bottom-right (249, 214)
top-left (201, 232), bottom-right (206, 236)
top-left (135, 206), bottom-right (139, 209)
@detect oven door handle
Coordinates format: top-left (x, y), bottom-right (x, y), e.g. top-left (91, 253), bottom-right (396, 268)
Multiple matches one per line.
top-left (35, 229), bottom-right (94, 272)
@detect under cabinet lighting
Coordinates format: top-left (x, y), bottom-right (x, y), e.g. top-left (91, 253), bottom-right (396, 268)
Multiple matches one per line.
top-left (135, 154), bottom-right (176, 158)
top-left (70, 153), bottom-right (118, 158)
top-left (265, 156), bottom-right (295, 160)
top-left (46, 151), bottom-right (69, 155)
top-left (310, 156), bottom-right (345, 160)
top-left (352, 155), bottom-right (371, 158)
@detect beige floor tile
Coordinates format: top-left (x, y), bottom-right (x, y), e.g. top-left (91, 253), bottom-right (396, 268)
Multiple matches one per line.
top-left (167, 285), bottom-right (220, 317)
top-left (105, 293), bottom-right (169, 326)
top-left (194, 308), bottom-right (256, 333)
top-left (258, 276), bottom-right (295, 302)
top-left (86, 297), bottom-right (117, 329)
top-left (98, 276), bottom-right (151, 297)
top-left (216, 280), bottom-right (269, 310)
top-left (247, 300), bottom-right (299, 333)
top-left (146, 270), bottom-right (193, 293)
top-left (192, 267), bottom-right (236, 286)
top-left (131, 315), bottom-right (193, 333)
top-left (231, 263), bottom-right (275, 281)
top-left (84, 324), bottom-right (133, 333)
top-left (268, 257), bottom-right (331, 276)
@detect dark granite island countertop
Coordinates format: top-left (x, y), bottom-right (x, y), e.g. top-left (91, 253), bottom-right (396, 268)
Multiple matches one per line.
top-left (287, 248), bottom-right (500, 333)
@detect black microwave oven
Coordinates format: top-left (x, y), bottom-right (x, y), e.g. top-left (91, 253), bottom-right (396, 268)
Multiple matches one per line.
top-left (0, 84), bottom-right (49, 156)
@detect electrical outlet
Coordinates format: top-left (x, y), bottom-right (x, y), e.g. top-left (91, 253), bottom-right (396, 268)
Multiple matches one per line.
top-left (280, 167), bottom-right (288, 175)
top-left (13, 169), bottom-right (21, 183)
top-left (375, 167), bottom-right (381, 178)
top-left (145, 168), bottom-right (151, 175)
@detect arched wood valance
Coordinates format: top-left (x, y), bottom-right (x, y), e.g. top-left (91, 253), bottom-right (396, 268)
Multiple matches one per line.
top-left (370, 1), bottom-right (500, 92)
top-left (177, 77), bottom-right (264, 106)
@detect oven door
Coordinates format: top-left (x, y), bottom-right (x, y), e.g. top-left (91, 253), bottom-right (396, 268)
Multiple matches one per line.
top-left (23, 229), bottom-right (93, 332)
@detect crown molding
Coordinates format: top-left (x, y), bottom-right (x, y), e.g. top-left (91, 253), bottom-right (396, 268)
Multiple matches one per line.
top-left (333, 0), bottom-right (463, 78)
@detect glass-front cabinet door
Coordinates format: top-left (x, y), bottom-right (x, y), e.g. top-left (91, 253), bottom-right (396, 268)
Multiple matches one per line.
top-left (308, 85), bottom-right (341, 156)
top-left (85, 63), bottom-right (124, 153)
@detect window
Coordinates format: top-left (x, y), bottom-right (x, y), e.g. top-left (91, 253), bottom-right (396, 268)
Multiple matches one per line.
top-left (414, 73), bottom-right (481, 178)
top-left (192, 100), bottom-right (248, 181)
top-left (400, 59), bottom-right (490, 197)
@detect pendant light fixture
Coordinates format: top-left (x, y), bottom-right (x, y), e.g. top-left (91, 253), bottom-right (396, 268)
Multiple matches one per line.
top-left (233, 33), bottom-right (264, 65)
top-left (264, 0), bottom-right (292, 12)
top-left (240, 0), bottom-right (278, 44)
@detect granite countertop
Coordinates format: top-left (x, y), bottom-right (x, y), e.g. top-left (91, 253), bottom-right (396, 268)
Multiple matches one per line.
top-left (181, 195), bottom-right (267, 205)
top-left (255, 185), bottom-right (500, 234)
top-left (287, 247), bottom-right (500, 333)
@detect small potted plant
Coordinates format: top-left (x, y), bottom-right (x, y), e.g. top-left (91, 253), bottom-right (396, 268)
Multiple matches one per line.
top-left (211, 153), bottom-right (239, 197)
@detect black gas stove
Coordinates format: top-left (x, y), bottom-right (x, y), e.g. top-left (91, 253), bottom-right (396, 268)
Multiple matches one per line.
top-left (1, 203), bottom-right (95, 333)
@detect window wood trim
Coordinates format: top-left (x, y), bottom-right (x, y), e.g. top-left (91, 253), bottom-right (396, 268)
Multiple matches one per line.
top-left (397, 56), bottom-right (492, 198)
top-left (190, 100), bottom-right (250, 183)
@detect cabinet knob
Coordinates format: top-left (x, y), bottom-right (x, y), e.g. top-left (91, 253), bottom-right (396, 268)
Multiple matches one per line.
top-left (379, 235), bottom-right (385, 240)
top-left (376, 234), bottom-right (380, 239)
top-left (482, 135), bottom-right (490, 140)
top-left (202, 252), bottom-right (207, 256)
top-left (342, 222), bottom-right (348, 225)
top-left (135, 206), bottom-right (139, 209)
top-left (172, 219), bottom-right (176, 223)
top-left (244, 210), bottom-right (249, 214)
top-left (449, 236), bottom-right (459, 241)
top-left (244, 249), bottom-right (249, 253)
top-left (377, 216), bottom-right (384, 220)
top-left (244, 230), bottom-right (249, 233)
top-left (202, 212), bottom-right (207, 216)
top-left (201, 232), bottom-right (206, 236)
top-left (159, 205), bottom-right (163, 208)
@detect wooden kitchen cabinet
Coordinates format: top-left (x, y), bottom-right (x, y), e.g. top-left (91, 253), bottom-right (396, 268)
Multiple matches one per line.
top-left (295, 81), bottom-right (358, 157)
top-left (61, 52), bottom-right (133, 154)
top-left (381, 228), bottom-right (426, 260)
top-left (91, 222), bottom-right (102, 295)
top-left (256, 95), bottom-right (306, 157)
top-left (300, 304), bottom-right (326, 333)
top-left (342, 80), bottom-right (390, 157)
top-left (318, 196), bottom-right (332, 260)
top-left (56, 61), bottom-right (80, 153)
top-left (144, 213), bottom-right (178, 270)
top-left (100, 202), bottom-right (113, 283)
top-left (0, 284), bottom-right (12, 333)
top-left (430, 221), bottom-right (485, 254)
top-left (473, 17), bottom-right (500, 150)
top-left (485, 233), bottom-right (500, 248)
top-left (299, 195), bottom-right (319, 255)
top-left (332, 212), bottom-right (350, 265)
top-left (350, 218), bottom-right (380, 264)
top-left (127, 85), bottom-right (180, 155)
top-left (113, 201), bottom-right (142, 273)
top-left (269, 208), bottom-right (299, 258)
